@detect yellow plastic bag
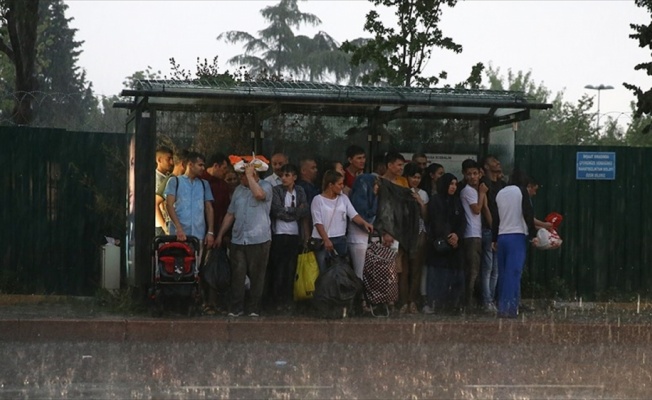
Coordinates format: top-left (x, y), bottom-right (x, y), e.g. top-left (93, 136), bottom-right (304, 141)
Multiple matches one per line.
top-left (294, 250), bottom-right (319, 301)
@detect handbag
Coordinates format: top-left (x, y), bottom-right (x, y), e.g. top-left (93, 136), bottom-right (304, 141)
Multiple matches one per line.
top-left (294, 249), bottom-right (320, 301)
top-left (433, 237), bottom-right (453, 254)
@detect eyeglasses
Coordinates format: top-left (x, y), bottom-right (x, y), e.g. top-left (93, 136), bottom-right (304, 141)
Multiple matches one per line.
top-left (291, 194), bottom-right (295, 208)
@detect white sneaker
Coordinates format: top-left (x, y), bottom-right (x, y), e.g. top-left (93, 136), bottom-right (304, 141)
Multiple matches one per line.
top-left (422, 305), bottom-right (434, 315)
top-left (228, 311), bottom-right (243, 317)
top-left (248, 312), bottom-right (259, 317)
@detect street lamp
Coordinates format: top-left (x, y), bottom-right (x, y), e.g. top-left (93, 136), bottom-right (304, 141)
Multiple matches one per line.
top-left (584, 84), bottom-right (614, 132)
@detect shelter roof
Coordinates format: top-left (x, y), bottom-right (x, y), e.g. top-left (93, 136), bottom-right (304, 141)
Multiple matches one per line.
top-left (116, 79), bottom-right (552, 127)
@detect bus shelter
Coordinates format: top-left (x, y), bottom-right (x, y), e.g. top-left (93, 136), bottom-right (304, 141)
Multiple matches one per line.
top-left (116, 79), bottom-right (551, 289)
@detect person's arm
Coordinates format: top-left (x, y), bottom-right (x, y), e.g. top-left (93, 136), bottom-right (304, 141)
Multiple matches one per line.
top-left (521, 187), bottom-right (537, 240)
top-left (204, 201), bottom-right (215, 247)
top-left (481, 193), bottom-right (492, 228)
top-left (314, 223), bottom-right (333, 251)
top-left (352, 214), bottom-right (374, 233)
top-left (270, 187), bottom-right (287, 219)
top-left (467, 183), bottom-right (487, 214)
top-left (245, 164), bottom-right (266, 200)
top-left (155, 194), bottom-right (168, 234)
top-left (412, 190), bottom-right (427, 219)
top-left (534, 218), bottom-right (552, 229)
top-left (215, 212), bottom-right (235, 248)
top-left (166, 194), bottom-right (185, 241)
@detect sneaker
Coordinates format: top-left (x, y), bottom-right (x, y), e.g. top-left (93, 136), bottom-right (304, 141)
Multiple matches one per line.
top-left (484, 303), bottom-right (498, 313)
top-left (227, 311), bottom-right (243, 317)
top-left (422, 305), bottom-right (434, 315)
top-left (248, 312), bottom-right (259, 317)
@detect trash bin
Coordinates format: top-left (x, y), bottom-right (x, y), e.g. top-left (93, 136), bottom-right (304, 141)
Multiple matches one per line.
top-left (101, 244), bottom-right (120, 290)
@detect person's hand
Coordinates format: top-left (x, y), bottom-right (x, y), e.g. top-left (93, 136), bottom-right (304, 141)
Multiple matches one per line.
top-left (549, 241), bottom-right (562, 249)
top-left (447, 233), bottom-right (459, 248)
top-left (244, 163), bottom-right (256, 179)
top-left (479, 182), bottom-right (489, 194)
top-left (324, 238), bottom-right (334, 252)
top-left (382, 232), bottom-right (395, 247)
top-left (492, 241), bottom-right (497, 252)
top-left (176, 228), bottom-right (187, 242)
top-left (205, 233), bottom-right (214, 248)
top-left (411, 191), bottom-right (423, 205)
top-left (531, 237), bottom-right (540, 247)
top-left (214, 234), bottom-right (223, 249)
top-left (364, 221), bottom-right (374, 233)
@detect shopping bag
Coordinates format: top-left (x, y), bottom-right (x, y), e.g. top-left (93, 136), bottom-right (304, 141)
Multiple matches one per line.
top-left (535, 228), bottom-right (563, 250)
top-left (201, 248), bottom-right (231, 291)
top-left (294, 250), bottom-right (319, 301)
top-left (362, 241), bottom-right (398, 305)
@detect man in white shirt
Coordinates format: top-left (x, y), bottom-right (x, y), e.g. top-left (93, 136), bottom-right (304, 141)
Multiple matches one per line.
top-left (264, 152), bottom-right (288, 187)
top-left (459, 159), bottom-right (487, 309)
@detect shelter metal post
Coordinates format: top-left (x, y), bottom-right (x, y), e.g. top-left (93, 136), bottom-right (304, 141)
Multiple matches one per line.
top-left (130, 107), bottom-right (156, 291)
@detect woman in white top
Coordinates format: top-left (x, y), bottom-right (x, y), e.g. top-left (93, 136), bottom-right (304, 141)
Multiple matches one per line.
top-left (311, 170), bottom-right (373, 273)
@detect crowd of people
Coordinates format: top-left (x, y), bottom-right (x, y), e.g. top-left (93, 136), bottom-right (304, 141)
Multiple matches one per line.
top-left (154, 144), bottom-right (550, 319)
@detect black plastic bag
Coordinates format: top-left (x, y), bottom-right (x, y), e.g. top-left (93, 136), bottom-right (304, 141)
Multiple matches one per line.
top-left (201, 248), bottom-right (231, 292)
top-left (312, 255), bottom-right (363, 319)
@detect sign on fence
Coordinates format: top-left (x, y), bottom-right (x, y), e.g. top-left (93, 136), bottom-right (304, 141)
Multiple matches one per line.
top-left (576, 151), bottom-right (616, 180)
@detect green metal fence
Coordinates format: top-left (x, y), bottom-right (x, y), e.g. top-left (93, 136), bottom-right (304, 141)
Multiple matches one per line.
top-left (0, 127), bottom-right (126, 295)
top-left (516, 145), bottom-right (652, 300)
top-left (1, 131), bottom-right (650, 299)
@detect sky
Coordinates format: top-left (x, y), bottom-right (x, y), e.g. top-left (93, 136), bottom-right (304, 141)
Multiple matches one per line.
top-left (65, 0), bottom-right (651, 126)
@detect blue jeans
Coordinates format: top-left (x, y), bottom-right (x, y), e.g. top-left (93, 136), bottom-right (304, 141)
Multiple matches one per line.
top-left (481, 228), bottom-right (498, 305)
top-left (496, 233), bottom-right (527, 318)
top-left (315, 236), bottom-right (348, 274)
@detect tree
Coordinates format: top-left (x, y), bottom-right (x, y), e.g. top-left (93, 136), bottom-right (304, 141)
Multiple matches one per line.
top-left (341, 0), bottom-right (482, 87)
top-left (624, 0), bottom-right (652, 134)
top-left (218, 0), bottom-right (322, 77)
top-left (32, 0), bottom-right (98, 130)
top-left (0, 0), bottom-right (39, 125)
top-left (485, 66), bottom-right (605, 145)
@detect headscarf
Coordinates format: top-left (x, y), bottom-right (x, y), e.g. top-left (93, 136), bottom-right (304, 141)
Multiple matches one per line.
top-left (436, 173), bottom-right (457, 198)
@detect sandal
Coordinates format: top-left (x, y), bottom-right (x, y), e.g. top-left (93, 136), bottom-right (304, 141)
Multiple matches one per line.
top-left (409, 302), bottom-right (418, 314)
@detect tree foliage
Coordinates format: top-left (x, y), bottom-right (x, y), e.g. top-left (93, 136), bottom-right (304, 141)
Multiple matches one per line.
top-left (624, 0), bottom-right (652, 134)
top-left (0, 0), bottom-right (39, 125)
top-left (341, 0), bottom-right (482, 87)
top-left (0, 0), bottom-right (99, 129)
top-left (218, 0), bottom-right (371, 84)
top-left (32, 0), bottom-right (97, 130)
top-left (484, 65), bottom-right (617, 145)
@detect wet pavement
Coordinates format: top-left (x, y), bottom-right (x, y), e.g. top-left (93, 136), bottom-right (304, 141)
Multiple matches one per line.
top-left (1, 295), bottom-right (652, 399)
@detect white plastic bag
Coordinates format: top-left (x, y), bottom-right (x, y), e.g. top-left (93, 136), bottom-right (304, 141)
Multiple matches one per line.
top-left (535, 228), bottom-right (562, 250)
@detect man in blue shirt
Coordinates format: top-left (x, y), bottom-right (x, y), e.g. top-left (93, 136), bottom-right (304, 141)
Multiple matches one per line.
top-left (216, 162), bottom-right (273, 317)
top-left (164, 152), bottom-right (215, 250)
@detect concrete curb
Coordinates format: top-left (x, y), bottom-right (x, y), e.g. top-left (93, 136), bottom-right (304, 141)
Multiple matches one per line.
top-left (2, 318), bottom-right (652, 344)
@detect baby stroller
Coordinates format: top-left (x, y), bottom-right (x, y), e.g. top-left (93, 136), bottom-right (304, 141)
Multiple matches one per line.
top-left (148, 235), bottom-right (202, 317)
